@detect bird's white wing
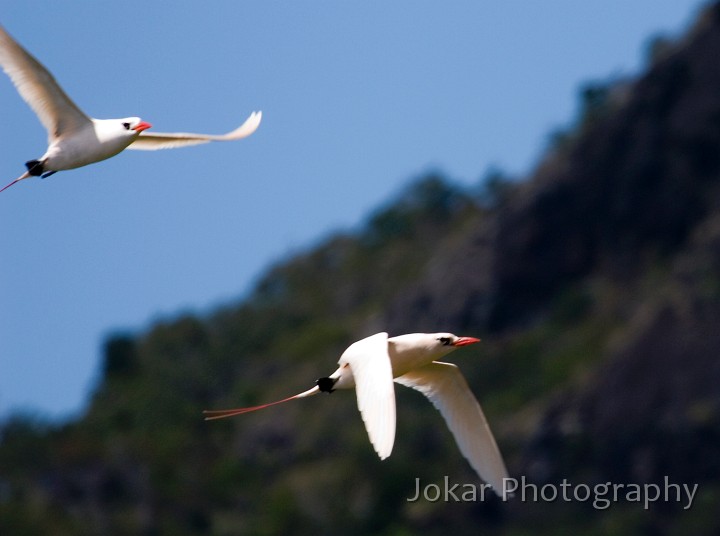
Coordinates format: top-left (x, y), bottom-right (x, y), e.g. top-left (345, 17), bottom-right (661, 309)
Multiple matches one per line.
top-left (0, 25), bottom-right (90, 141)
top-left (127, 111), bottom-right (262, 150)
top-left (339, 332), bottom-right (396, 460)
top-left (395, 362), bottom-right (508, 493)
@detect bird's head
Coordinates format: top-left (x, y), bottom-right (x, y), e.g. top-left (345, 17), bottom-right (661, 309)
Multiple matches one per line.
top-left (120, 117), bottom-right (152, 135)
top-left (432, 333), bottom-right (481, 352)
top-left (91, 117), bottom-right (154, 147)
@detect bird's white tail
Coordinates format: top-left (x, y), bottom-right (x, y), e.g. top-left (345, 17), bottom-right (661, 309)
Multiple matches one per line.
top-left (0, 171), bottom-right (31, 193)
top-left (203, 385), bottom-right (320, 421)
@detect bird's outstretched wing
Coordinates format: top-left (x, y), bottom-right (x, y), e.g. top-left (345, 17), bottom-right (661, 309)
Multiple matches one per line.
top-left (395, 362), bottom-right (508, 494)
top-left (128, 111), bottom-right (262, 150)
top-left (0, 25), bottom-right (90, 141)
top-left (339, 332), bottom-right (396, 460)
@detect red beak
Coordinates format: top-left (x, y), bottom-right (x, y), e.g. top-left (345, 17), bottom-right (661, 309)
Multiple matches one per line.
top-left (133, 121), bottom-right (152, 133)
top-left (452, 336), bottom-right (481, 347)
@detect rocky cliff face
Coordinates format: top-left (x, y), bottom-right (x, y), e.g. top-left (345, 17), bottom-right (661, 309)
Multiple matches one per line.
top-left (380, 3), bottom-right (720, 527)
top-left (384, 3), bottom-right (720, 335)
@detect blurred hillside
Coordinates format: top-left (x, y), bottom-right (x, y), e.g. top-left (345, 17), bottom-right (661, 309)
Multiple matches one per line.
top-left (3, 3), bottom-right (720, 535)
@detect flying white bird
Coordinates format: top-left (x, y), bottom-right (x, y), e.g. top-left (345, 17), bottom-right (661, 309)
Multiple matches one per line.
top-left (0, 24), bottom-right (261, 193)
top-left (204, 332), bottom-right (509, 493)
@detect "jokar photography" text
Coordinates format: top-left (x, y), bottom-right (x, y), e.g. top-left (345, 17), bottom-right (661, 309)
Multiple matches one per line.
top-left (407, 476), bottom-right (698, 510)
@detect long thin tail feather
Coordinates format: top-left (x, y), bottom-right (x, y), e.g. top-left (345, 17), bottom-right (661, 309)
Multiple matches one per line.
top-left (0, 171), bottom-right (31, 193)
top-left (203, 385), bottom-right (320, 421)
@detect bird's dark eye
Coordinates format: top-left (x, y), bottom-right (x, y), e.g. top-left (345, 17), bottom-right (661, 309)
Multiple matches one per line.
top-left (122, 122), bottom-right (131, 130)
top-left (438, 337), bottom-right (452, 346)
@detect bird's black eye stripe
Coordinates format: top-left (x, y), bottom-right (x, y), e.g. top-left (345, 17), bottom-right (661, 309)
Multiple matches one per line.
top-left (438, 337), bottom-right (452, 346)
top-left (122, 122), bottom-right (131, 130)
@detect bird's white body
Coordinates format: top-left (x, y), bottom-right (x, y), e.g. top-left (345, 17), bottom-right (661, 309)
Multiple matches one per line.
top-left (0, 24), bottom-right (261, 192)
top-left (204, 332), bottom-right (509, 494)
top-left (332, 332), bottom-right (461, 388)
top-left (40, 119), bottom-right (142, 171)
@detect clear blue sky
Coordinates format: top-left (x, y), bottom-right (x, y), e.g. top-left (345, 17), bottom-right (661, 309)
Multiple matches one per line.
top-left (0, 1), bottom-right (705, 420)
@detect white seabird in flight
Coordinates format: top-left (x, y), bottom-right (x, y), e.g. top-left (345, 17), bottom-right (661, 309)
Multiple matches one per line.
top-left (0, 24), bottom-right (261, 193)
top-left (204, 332), bottom-right (509, 493)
